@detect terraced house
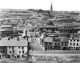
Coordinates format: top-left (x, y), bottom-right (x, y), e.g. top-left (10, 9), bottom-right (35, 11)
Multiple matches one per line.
top-left (0, 36), bottom-right (28, 59)
top-left (68, 34), bottom-right (80, 50)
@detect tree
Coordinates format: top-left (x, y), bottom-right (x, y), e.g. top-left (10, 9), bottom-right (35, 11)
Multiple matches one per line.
top-left (47, 21), bottom-right (54, 25)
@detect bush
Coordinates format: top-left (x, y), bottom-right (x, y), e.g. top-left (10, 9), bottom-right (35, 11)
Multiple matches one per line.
top-left (47, 21), bottom-right (54, 25)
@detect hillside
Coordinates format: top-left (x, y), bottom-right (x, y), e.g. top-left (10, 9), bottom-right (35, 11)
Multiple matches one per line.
top-left (0, 9), bottom-right (80, 28)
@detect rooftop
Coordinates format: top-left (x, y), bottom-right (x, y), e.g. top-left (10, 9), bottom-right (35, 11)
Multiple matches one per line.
top-left (44, 37), bottom-right (53, 42)
top-left (0, 37), bottom-right (28, 46)
top-left (0, 25), bottom-right (12, 28)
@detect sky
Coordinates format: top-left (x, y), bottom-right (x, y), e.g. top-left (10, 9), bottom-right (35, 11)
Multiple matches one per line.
top-left (0, 0), bottom-right (80, 11)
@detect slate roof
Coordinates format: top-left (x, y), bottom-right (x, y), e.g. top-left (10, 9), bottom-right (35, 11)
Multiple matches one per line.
top-left (44, 37), bottom-right (53, 42)
top-left (0, 25), bottom-right (12, 28)
top-left (0, 36), bottom-right (28, 46)
top-left (0, 29), bottom-right (6, 31)
top-left (60, 37), bottom-right (68, 42)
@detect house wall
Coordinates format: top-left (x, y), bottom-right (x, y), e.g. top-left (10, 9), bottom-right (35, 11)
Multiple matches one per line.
top-left (43, 36), bottom-right (55, 50)
top-left (68, 39), bottom-right (80, 50)
top-left (0, 46), bottom-right (7, 58)
top-left (7, 46), bottom-right (27, 58)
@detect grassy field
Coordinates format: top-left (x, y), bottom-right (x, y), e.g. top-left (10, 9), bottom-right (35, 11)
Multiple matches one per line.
top-left (0, 58), bottom-right (32, 63)
top-left (0, 59), bottom-right (80, 63)
top-left (0, 54), bottom-right (80, 63)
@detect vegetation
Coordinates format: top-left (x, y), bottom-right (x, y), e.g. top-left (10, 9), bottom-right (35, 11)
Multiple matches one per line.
top-left (47, 21), bottom-right (54, 25)
top-left (0, 9), bottom-right (80, 28)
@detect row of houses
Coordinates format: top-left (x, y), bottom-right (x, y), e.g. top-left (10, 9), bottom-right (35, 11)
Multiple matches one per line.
top-left (38, 32), bottom-right (80, 50)
top-left (1, 23), bottom-right (80, 59)
top-left (0, 37), bottom-right (28, 59)
top-left (1, 28), bottom-right (80, 59)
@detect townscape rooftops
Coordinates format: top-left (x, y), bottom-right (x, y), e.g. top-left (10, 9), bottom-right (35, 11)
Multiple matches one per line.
top-left (0, 37), bottom-right (28, 46)
top-left (0, 29), bottom-right (6, 31)
top-left (2, 20), bottom-right (19, 25)
top-left (69, 37), bottom-right (80, 40)
top-left (45, 33), bottom-right (59, 37)
top-left (44, 37), bottom-right (53, 42)
top-left (39, 25), bottom-right (57, 28)
top-left (60, 37), bottom-right (68, 42)
top-left (24, 23), bottom-right (33, 30)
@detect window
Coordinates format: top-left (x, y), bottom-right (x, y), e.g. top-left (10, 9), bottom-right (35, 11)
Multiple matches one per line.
top-left (13, 50), bottom-right (14, 53)
top-left (47, 42), bottom-right (48, 45)
top-left (62, 43), bottom-right (63, 46)
top-left (58, 43), bottom-right (60, 46)
top-left (7, 55), bottom-right (10, 58)
top-left (9, 47), bottom-right (11, 48)
top-left (70, 47), bottom-right (73, 49)
top-left (70, 40), bottom-right (72, 42)
top-left (73, 43), bottom-right (75, 46)
top-left (77, 40), bottom-right (79, 42)
top-left (44, 42), bottom-right (46, 45)
top-left (47, 46), bottom-right (49, 50)
top-left (77, 43), bottom-right (79, 46)
top-left (22, 55), bottom-right (25, 58)
top-left (45, 47), bottom-right (47, 50)
top-left (19, 51), bottom-right (21, 53)
top-left (9, 51), bottom-right (11, 53)
top-left (47, 42), bottom-right (49, 45)
top-left (3, 50), bottom-right (5, 53)
top-left (22, 55), bottom-right (24, 58)
top-left (55, 43), bottom-right (57, 45)
top-left (51, 46), bottom-right (52, 50)
top-left (12, 47), bottom-right (14, 49)
top-left (70, 43), bottom-right (72, 46)
top-left (18, 47), bottom-right (20, 48)
top-left (49, 43), bottom-right (51, 45)
top-left (76, 47), bottom-right (78, 50)
top-left (22, 47), bottom-right (24, 49)
top-left (65, 43), bottom-right (67, 46)
top-left (17, 55), bottom-right (20, 58)
top-left (3, 47), bottom-right (6, 49)
top-left (23, 50), bottom-right (24, 53)
top-left (2, 54), bottom-right (5, 57)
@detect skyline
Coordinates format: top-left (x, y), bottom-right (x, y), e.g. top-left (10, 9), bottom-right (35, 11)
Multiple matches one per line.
top-left (0, 0), bottom-right (80, 11)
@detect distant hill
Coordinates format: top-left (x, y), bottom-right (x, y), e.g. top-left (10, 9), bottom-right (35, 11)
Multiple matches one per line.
top-left (0, 9), bottom-right (80, 28)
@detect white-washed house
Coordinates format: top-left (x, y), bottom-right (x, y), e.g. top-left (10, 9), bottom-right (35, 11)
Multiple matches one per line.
top-left (0, 37), bottom-right (28, 59)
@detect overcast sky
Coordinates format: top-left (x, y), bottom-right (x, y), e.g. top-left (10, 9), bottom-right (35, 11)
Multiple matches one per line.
top-left (0, 0), bottom-right (80, 11)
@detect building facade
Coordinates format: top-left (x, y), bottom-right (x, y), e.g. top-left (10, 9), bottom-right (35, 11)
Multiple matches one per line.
top-left (43, 36), bottom-right (54, 50)
top-left (0, 37), bottom-right (28, 59)
top-left (68, 38), bottom-right (80, 50)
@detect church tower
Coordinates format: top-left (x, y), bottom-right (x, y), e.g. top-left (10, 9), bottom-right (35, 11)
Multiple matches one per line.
top-left (50, 2), bottom-right (53, 17)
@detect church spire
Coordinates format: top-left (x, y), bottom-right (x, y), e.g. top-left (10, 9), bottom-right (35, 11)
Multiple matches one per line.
top-left (50, 2), bottom-right (53, 17)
